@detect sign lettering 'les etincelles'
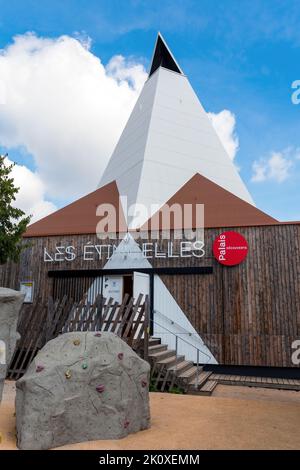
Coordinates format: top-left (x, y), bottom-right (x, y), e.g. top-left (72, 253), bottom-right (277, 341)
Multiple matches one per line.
top-left (43, 240), bottom-right (205, 262)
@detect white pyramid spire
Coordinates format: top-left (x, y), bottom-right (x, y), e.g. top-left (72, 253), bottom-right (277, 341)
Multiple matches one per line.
top-left (99, 34), bottom-right (254, 228)
top-left (148, 32), bottom-right (183, 77)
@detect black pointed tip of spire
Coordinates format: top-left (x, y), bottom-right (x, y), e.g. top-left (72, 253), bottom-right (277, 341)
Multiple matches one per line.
top-left (148, 33), bottom-right (183, 78)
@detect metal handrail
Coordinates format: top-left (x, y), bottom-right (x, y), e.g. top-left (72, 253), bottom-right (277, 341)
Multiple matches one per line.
top-left (150, 317), bottom-right (211, 389)
top-left (154, 308), bottom-right (200, 337)
top-left (152, 319), bottom-right (211, 360)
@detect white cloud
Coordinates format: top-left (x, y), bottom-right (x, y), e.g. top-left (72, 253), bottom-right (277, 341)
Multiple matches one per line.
top-left (3, 157), bottom-right (56, 222)
top-left (208, 109), bottom-right (239, 161)
top-left (106, 55), bottom-right (146, 92)
top-left (0, 33), bottom-right (240, 222)
top-left (0, 33), bottom-right (147, 217)
top-left (251, 149), bottom-right (295, 183)
top-left (295, 147), bottom-right (300, 160)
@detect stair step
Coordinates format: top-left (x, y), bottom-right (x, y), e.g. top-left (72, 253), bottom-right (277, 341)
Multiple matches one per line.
top-left (149, 349), bottom-right (176, 362)
top-left (149, 337), bottom-right (161, 346)
top-left (188, 371), bottom-right (212, 387)
top-left (177, 365), bottom-right (199, 380)
top-left (157, 355), bottom-right (184, 367)
top-left (168, 360), bottom-right (194, 374)
top-left (148, 344), bottom-right (168, 353)
top-left (197, 379), bottom-right (218, 396)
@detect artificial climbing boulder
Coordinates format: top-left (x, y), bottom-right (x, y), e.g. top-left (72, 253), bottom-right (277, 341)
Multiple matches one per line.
top-left (16, 331), bottom-right (150, 449)
top-left (0, 287), bottom-right (24, 401)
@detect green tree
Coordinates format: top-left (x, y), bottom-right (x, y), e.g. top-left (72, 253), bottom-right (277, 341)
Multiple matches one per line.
top-left (0, 154), bottom-right (31, 264)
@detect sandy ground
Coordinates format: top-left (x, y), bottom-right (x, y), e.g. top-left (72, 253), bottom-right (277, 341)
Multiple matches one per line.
top-left (0, 380), bottom-right (300, 450)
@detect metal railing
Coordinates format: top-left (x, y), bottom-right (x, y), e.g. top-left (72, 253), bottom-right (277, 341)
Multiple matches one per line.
top-left (150, 312), bottom-right (211, 389)
top-left (154, 308), bottom-right (202, 338)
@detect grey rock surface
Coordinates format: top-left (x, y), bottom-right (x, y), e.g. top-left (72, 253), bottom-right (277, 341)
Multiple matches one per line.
top-left (0, 288), bottom-right (23, 401)
top-left (16, 331), bottom-right (151, 449)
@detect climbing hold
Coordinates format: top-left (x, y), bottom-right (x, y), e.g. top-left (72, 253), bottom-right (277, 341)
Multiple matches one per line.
top-left (36, 365), bottom-right (44, 373)
top-left (65, 370), bottom-right (71, 379)
top-left (82, 363), bottom-right (88, 370)
top-left (141, 380), bottom-right (147, 388)
top-left (118, 352), bottom-right (124, 360)
top-left (124, 420), bottom-right (130, 429)
top-left (96, 384), bottom-right (105, 393)
top-left (73, 339), bottom-right (80, 346)
top-left (94, 332), bottom-right (101, 337)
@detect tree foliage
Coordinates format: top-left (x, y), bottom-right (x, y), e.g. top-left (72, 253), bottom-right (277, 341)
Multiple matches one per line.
top-left (0, 155), bottom-right (31, 264)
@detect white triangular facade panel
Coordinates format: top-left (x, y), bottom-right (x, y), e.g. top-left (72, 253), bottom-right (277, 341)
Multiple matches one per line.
top-left (99, 47), bottom-right (254, 228)
top-left (103, 233), bottom-right (152, 270)
top-left (153, 275), bottom-right (217, 364)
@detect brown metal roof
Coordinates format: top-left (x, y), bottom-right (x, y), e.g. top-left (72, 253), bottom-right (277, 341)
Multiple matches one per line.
top-left (24, 181), bottom-right (127, 238)
top-left (141, 173), bottom-right (279, 231)
top-left (24, 173), bottom-right (293, 239)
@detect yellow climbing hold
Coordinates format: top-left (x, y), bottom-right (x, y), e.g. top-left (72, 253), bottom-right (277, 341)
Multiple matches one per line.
top-left (73, 339), bottom-right (80, 346)
top-left (65, 370), bottom-right (71, 379)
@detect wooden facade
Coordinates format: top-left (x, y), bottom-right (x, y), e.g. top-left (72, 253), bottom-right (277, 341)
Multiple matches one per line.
top-left (1, 223), bottom-right (299, 368)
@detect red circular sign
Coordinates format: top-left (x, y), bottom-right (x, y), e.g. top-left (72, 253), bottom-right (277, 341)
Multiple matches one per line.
top-left (213, 231), bottom-right (248, 266)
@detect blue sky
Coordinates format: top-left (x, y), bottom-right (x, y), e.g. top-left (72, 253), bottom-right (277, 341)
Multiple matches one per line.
top-left (0, 0), bottom-right (300, 221)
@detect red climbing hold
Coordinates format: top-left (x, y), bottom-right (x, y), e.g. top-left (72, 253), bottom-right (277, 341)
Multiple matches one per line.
top-left (141, 380), bottom-right (147, 388)
top-left (118, 353), bottom-right (124, 360)
top-left (124, 420), bottom-right (130, 429)
top-left (96, 384), bottom-right (105, 393)
top-left (94, 332), bottom-right (101, 337)
top-left (36, 365), bottom-right (44, 373)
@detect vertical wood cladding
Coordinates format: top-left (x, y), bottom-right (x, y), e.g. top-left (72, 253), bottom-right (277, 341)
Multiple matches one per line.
top-left (0, 234), bottom-right (111, 302)
top-left (0, 224), bottom-right (299, 367)
top-left (52, 276), bottom-right (94, 302)
top-left (161, 224), bottom-right (300, 367)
